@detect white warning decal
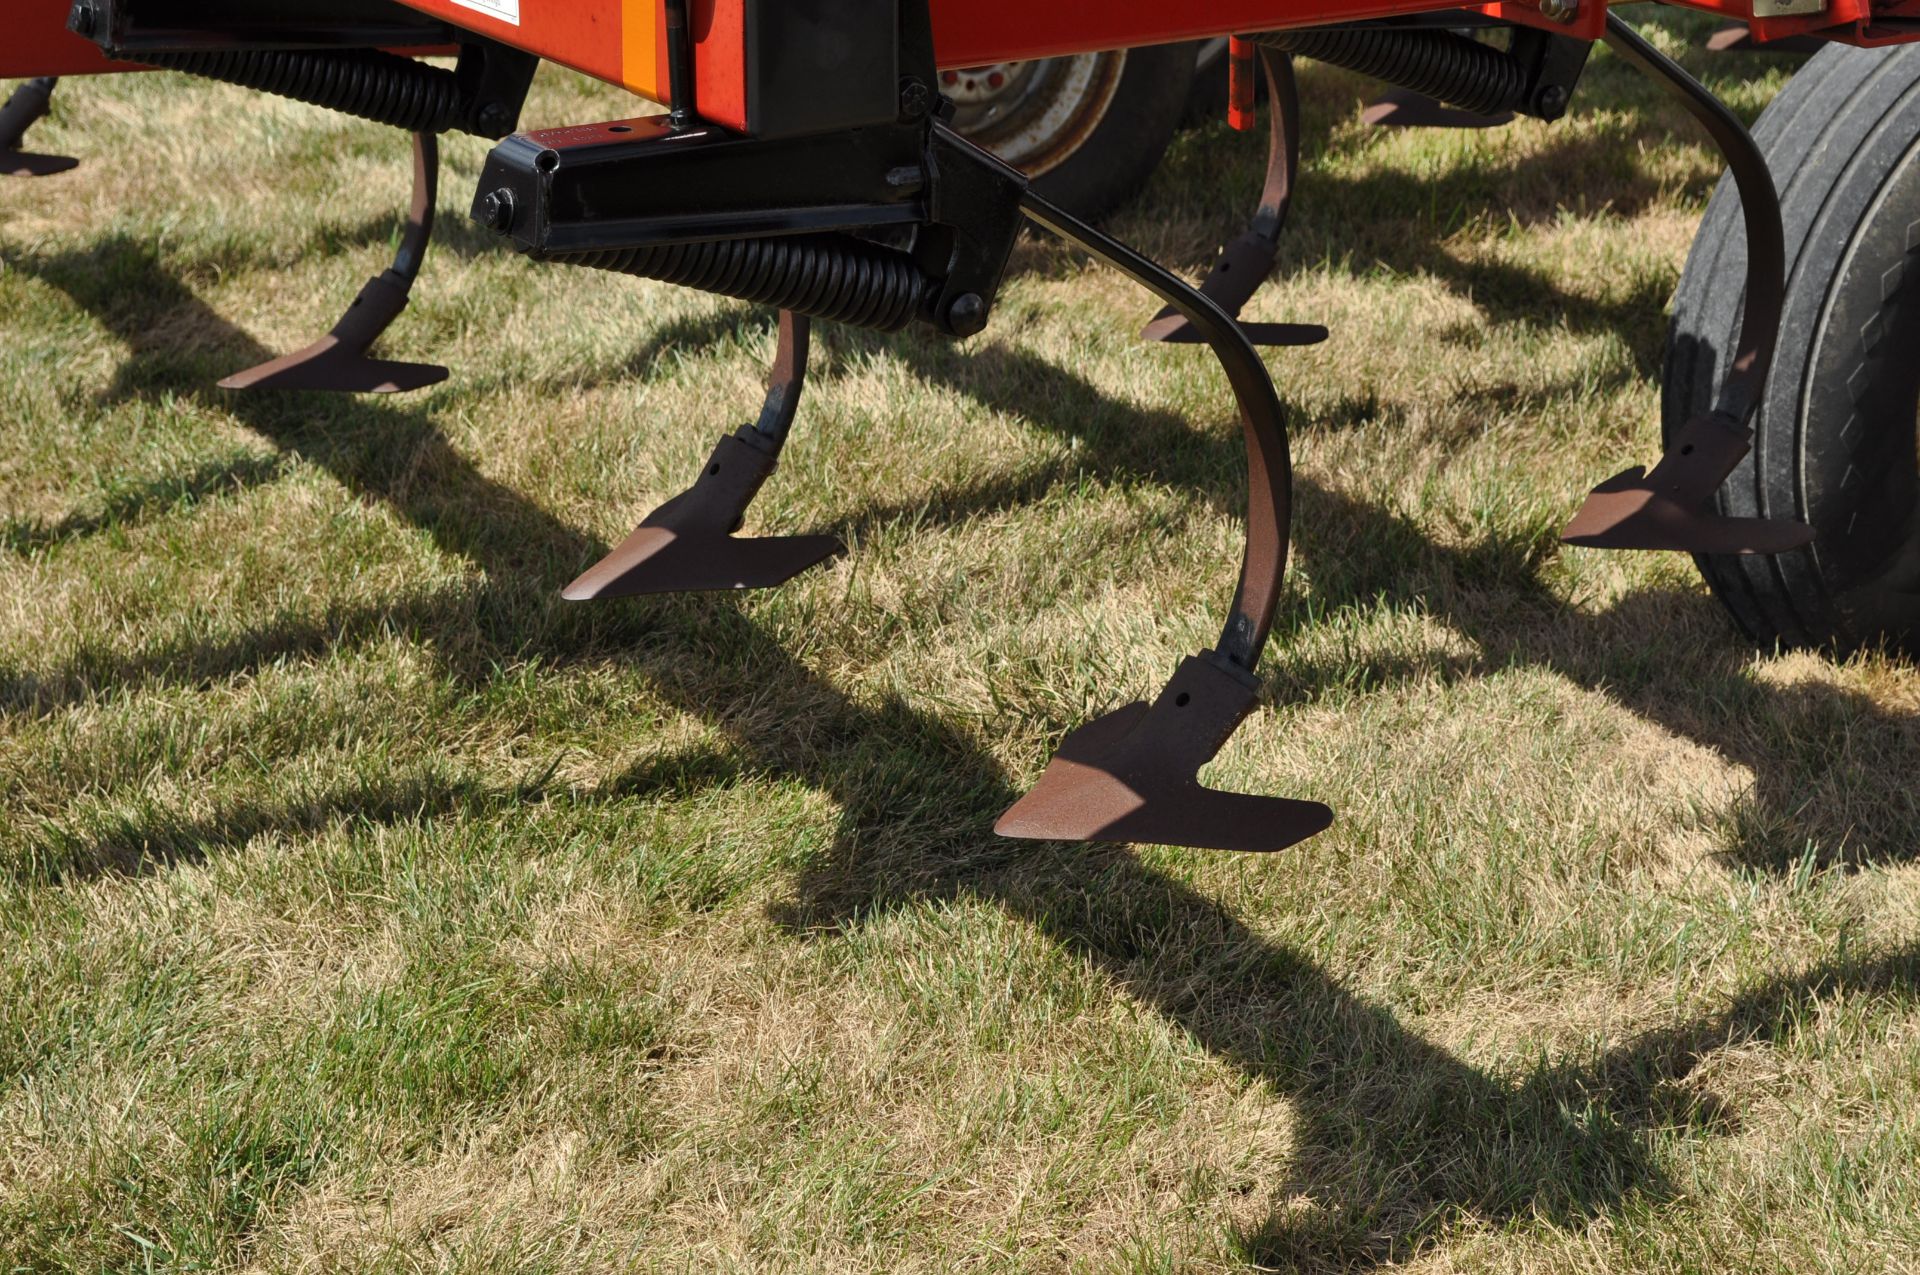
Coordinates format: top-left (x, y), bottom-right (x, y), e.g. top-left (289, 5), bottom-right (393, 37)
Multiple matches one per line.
top-left (448, 0), bottom-right (520, 25)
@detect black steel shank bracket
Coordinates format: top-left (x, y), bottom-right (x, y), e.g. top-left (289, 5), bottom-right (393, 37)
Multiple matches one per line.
top-left (472, 113), bottom-right (1026, 340)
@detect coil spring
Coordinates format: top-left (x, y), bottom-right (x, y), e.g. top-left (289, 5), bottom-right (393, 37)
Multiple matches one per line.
top-left (1255, 27), bottom-right (1528, 116)
top-left (560, 234), bottom-right (931, 333)
top-left (136, 48), bottom-right (464, 135)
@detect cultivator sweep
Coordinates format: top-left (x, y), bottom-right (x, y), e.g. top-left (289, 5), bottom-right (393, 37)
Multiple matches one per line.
top-left (559, 309), bottom-right (848, 599)
top-left (27, 0), bottom-right (540, 391)
top-left (0, 77), bottom-right (78, 176)
top-left (1138, 44), bottom-right (1328, 348)
top-left (12, 0), bottom-right (1920, 852)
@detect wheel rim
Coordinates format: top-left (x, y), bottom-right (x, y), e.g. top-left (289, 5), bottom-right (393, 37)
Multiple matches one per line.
top-left (944, 52), bottom-right (1128, 178)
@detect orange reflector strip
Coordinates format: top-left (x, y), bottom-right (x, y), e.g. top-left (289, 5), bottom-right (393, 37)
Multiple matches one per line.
top-left (621, 0), bottom-right (662, 99)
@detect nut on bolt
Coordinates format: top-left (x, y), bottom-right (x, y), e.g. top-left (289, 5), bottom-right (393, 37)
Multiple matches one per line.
top-left (1539, 0), bottom-right (1579, 23)
top-left (477, 188), bottom-right (516, 232)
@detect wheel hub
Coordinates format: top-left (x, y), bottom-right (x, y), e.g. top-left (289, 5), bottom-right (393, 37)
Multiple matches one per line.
top-left (942, 52), bottom-right (1126, 177)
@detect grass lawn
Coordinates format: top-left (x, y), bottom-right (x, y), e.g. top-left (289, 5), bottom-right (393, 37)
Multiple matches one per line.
top-left (4, 13), bottom-right (1920, 1272)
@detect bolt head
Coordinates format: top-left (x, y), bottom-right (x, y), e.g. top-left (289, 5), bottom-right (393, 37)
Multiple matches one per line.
top-left (947, 293), bottom-right (987, 337)
top-left (898, 77), bottom-right (932, 120)
top-left (1539, 0), bottom-right (1579, 23)
top-left (475, 101), bottom-right (514, 137)
top-left (68, 1), bottom-right (96, 37)
top-left (478, 188), bottom-right (516, 233)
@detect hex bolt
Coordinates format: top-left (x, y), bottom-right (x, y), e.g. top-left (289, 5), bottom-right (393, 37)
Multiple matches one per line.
top-left (1539, 0), bottom-right (1579, 24)
top-left (478, 188), bottom-right (516, 232)
top-left (898, 77), bottom-right (931, 120)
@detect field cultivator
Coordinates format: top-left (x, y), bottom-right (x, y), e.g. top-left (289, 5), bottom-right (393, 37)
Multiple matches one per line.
top-left (9, 0), bottom-right (1920, 852)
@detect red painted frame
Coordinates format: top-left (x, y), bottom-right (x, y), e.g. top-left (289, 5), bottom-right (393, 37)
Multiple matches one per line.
top-left (14, 0), bottom-right (1920, 119)
top-left (382, 0), bottom-right (1920, 130)
top-left (376, 0), bottom-right (1608, 128)
top-left (1, 0), bottom-right (131, 76)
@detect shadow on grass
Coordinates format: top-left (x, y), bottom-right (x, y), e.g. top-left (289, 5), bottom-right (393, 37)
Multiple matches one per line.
top-left (549, 297), bottom-right (1918, 876)
top-left (18, 744), bottom-right (733, 885)
top-left (21, 771), bottom-right (498, 882)
top-left (1, 451), bottom-right (290, 556)
top-left (11, 234), bottom-right (1918, 871)
top-left (1280, 481), bottom-right (1920, 873)
top-left (7, 235), bottom-right (1919, 1268)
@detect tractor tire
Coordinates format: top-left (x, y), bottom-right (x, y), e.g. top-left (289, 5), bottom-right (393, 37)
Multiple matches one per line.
top-left (1667, 40), bottom-right (1920, 654)
top-left (947, 43), bottom-right (1196, 220)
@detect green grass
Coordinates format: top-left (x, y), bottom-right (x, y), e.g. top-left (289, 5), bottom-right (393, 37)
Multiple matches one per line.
top-left (5, 14), bottom-right (1920, 1272)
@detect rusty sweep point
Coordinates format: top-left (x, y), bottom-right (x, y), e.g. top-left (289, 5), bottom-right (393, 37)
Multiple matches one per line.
top-left (564, 431), bottom-right (844, 599)
top-left (220, 274), bottom-right (449, 395)
top-left (1704, 22), bottom-right (1824, 55)
top-left (996, 654), bottom-right (1334, 853)
top-left (1561, 410), bottom-right (1813, 555)
top-left (224, 133), bottom-right (446, 394)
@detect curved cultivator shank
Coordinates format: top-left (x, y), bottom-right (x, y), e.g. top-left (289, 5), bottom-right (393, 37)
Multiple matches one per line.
top-left (219, 132), bottom-right (449, 394)
top-left (562, 311), bottom-right (848, 599)
top-left (67, 7), bottom-right (538, 395)
top-left (0, 78), bottom-right (79, 176)
top-left (1559, 15), bottom-right (1812, 555)
top-left (1140, 46), bottom-right (1328, 349)
top-left (1005, 191), bottom-right (1333, 852)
